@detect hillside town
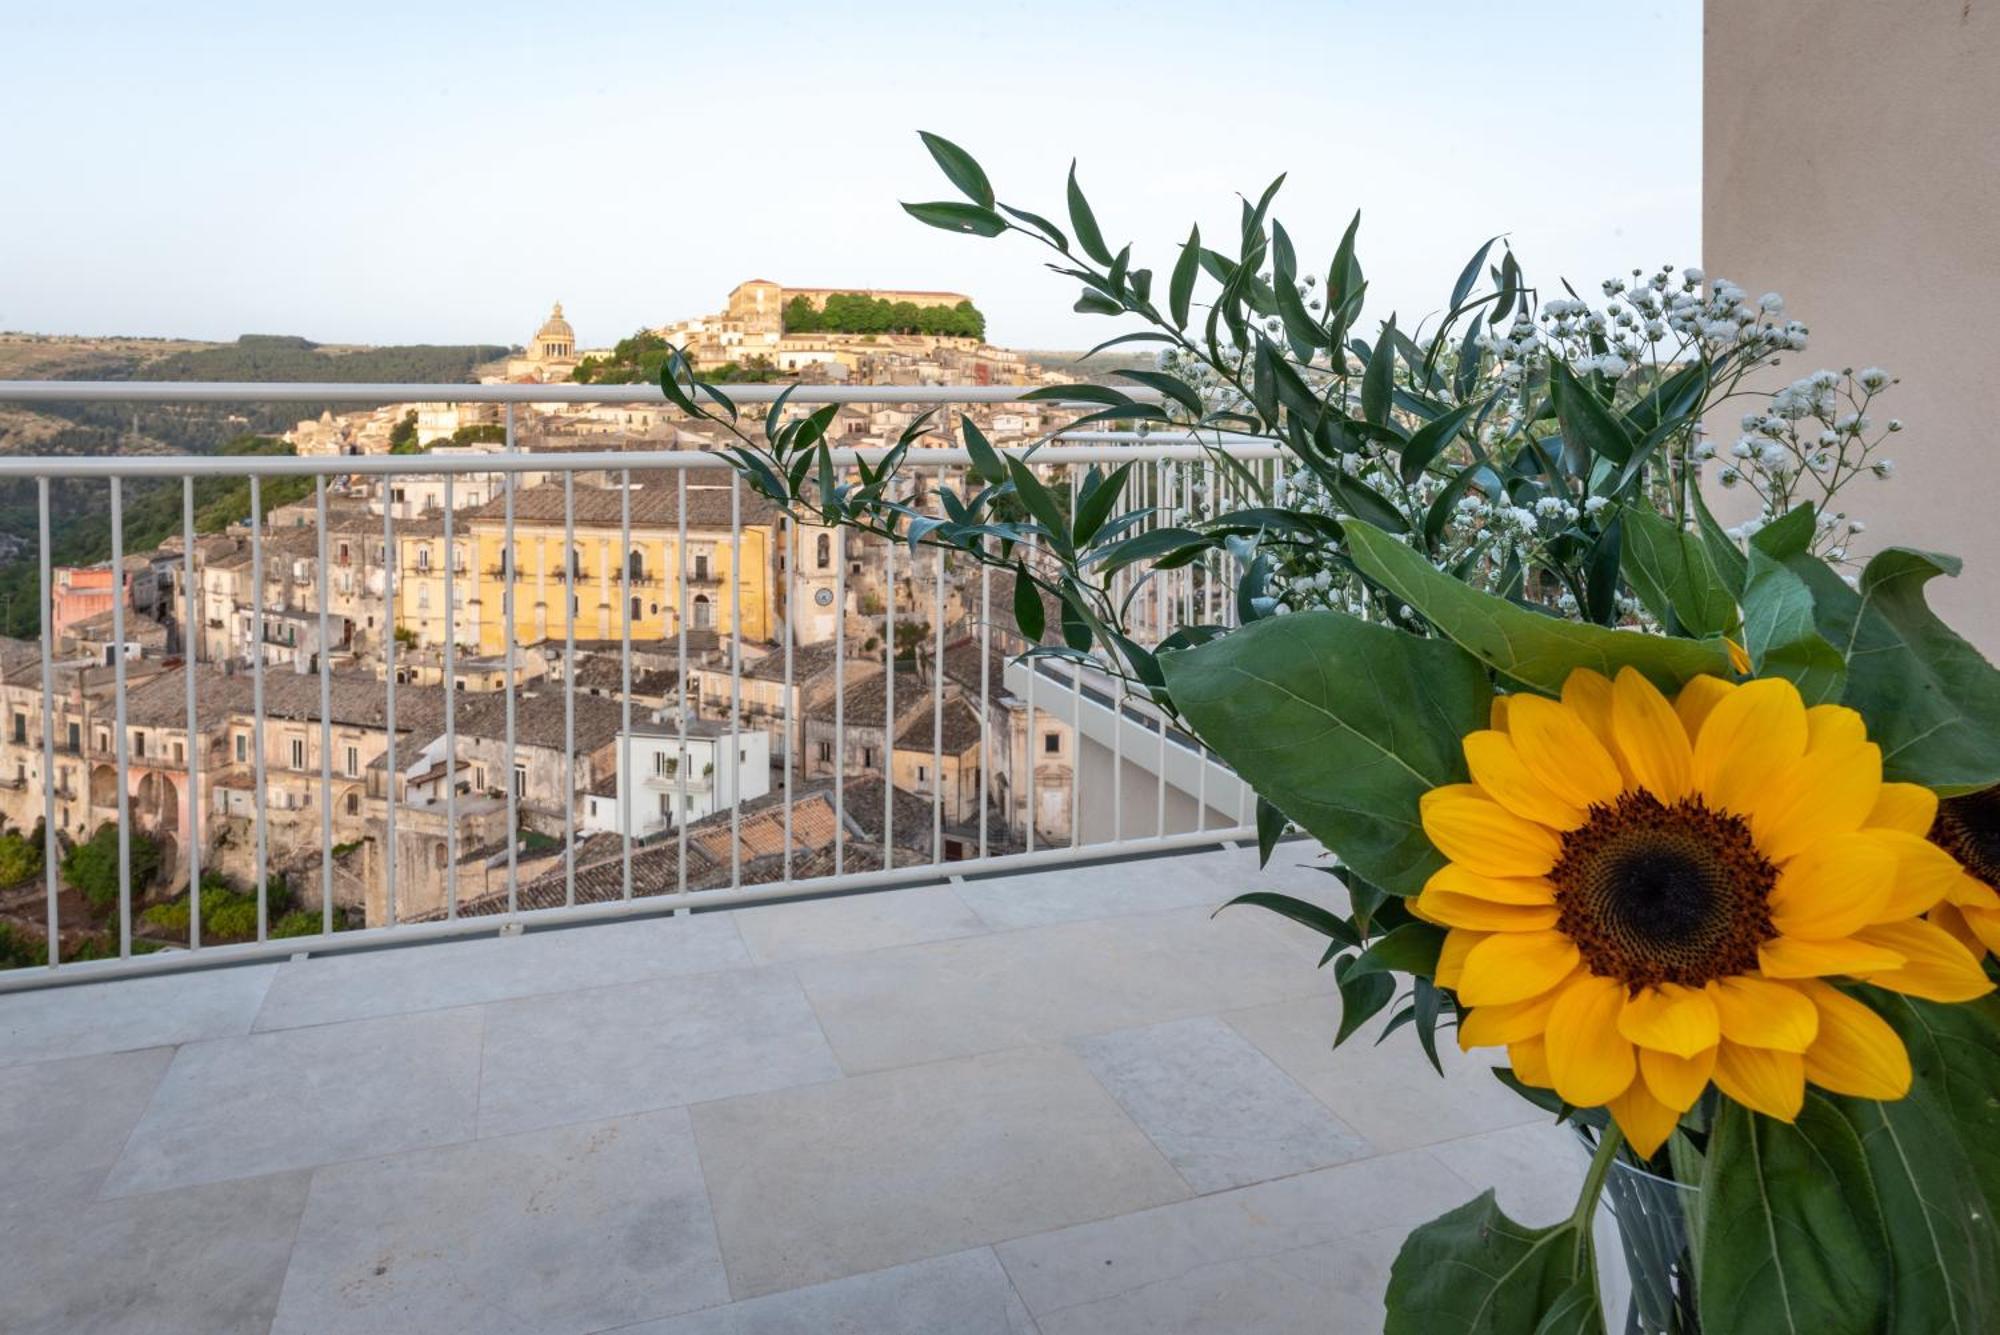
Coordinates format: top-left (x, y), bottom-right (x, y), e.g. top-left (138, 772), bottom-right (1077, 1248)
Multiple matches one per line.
top-left (0, 287), bottom-right (1114, 959)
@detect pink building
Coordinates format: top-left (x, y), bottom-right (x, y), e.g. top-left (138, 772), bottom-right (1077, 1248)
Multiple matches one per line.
top-left (51, 565), bottom-right (128, 643)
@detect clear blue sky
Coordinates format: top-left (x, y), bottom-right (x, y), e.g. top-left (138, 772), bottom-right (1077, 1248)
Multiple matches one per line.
top-left (0, 1), bottom-right (1699, 351)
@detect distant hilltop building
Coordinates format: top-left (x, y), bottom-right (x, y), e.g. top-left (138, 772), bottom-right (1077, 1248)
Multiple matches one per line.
top-left (654, 280), bottom-right (1004, 379)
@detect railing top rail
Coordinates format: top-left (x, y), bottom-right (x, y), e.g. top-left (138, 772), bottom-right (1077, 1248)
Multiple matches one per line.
top-left (0, 442), bottom-right (1281, 480)
top-left (0, 380), bottom-right (1158, 407)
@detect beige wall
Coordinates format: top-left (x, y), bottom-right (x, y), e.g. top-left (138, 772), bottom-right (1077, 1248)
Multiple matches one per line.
top-left (1705, 0), bottom-right (2000, 651)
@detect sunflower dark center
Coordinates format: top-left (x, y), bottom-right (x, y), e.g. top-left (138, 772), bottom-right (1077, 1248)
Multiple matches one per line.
top-left (1552, 791), bottom-right (1778, 988)
top-left (1931, 783), bottom-right (2000, 890)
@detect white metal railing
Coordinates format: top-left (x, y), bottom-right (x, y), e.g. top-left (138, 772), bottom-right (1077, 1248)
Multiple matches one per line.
top-left (0, 380), bottom-right (1281, 990)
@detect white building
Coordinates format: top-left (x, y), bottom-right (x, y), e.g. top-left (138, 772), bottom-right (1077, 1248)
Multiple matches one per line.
top-left (584, 716), bottom-right (771, 838)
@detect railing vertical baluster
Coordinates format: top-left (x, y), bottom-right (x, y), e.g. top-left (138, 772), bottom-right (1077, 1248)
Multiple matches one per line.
top-left (977, 554), bottom-right (989, 860)
top-left (383, 481), bottom-right (398, 928)
top-left (111, 477), bottom-right (132, 958)
top-left (882, 513), bottom-right (893, 862)
top-left (780, 512), bottom-right (793, 883)
top-left (1023, 524), bottom-right (1036, 858)
top-left (1154, 462), bottom-right (1168, 840)
top-left (563, 472), bottom-right (576, 908)
top-left (249, 475), bottom-right (267, 942)
top-left (182, 478), bottom-right (201, 948)
top-left (316, 477), bottom-right (334, 936)
top-left (37, 479), bottom-right (57, 967)
top-left (675, 471), bottom-right (688, 896)
top-left (834, 520), bottom-right (846, 877)
top-left (728, 474), bottom-right (743, 890)
top-left (503, 432), bottom-right (520, 916)
top-left (931, 465), bottom-right (945, 865)
top-left (1068, 465), bottom-right (1082, 852)
top-left (616, 466), bottom-right (630, 903)
top-left (443, 472), bottom-right (458, 920)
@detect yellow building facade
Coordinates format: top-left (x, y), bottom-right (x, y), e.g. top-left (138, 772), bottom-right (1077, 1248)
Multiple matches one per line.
top-left (388, 481), bottom-right (780, 657)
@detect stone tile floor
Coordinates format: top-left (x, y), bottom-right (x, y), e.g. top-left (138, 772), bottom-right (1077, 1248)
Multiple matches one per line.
top-left (0, 841), bottom-right (1588, 1334)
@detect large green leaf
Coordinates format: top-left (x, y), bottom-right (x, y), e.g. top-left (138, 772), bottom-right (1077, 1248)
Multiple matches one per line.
top-left (1697, 1095), bottom-right (1888, 1334)
top-left (1157, 611), bottom-right (1490, 896)
top-left (1740, 548), bottom-right (1846, 705)
top-left (1343, 520), bottom-right (1731, 694)
top-left (1619, 505), bottom-right (1738, 637)
top-left (1385, 1191), bottom-right (1605, 1335)
top-left (1785, 547), bottom-right (2000, 792)
top-left (916, 130), bottom-right (993, 208)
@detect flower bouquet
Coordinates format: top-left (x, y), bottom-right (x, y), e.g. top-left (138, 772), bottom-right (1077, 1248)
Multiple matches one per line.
top-left (685, 133), bottom-right (2000, 1333)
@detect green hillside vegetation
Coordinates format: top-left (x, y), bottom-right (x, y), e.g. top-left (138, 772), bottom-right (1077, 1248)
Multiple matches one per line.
top-left (0, 334), bottom-right (515, 637)
top-left (783, 294), bottom-right (984, 339)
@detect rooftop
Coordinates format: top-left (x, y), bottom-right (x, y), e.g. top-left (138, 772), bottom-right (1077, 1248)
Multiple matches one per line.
top-left (0, 843), bottom-right (1579, 1333)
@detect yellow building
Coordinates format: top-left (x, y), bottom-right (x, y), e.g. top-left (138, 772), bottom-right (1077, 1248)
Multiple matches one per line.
top-left (425, 476), bottom-right (783, 657)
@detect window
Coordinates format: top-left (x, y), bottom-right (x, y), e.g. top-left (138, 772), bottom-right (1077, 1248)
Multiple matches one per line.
top-left (133, 732), bottom-right (145, 758)
top-left (174, 741), bottom-right (184, 765)
top-left (473, 765), bottom-right (487, 790)
top-left (434, 844), bottom-right (448, 869)
top-left (345, 746), bottom-right (359, 777)
top-left (816, 533), bottom-right (831, 569)
top-left (817, 741), bottom-right (832, 763)
top-left (693, 553), bottom-right (710, 582)
top-left (692, 595), bottom-right (712, 629)
top-left (10, 713), bottom-right (23, 744)
top-left (345, 792), bottom-right (360, 816)
top-left (1044, 732), bottom-right (1061, 755)
top-left (67, 722), bottom-right (79, 752)
top-left (630, 596), bottom-right (641, 621)
top-left (417, 546), bottom-right (430, 571)
top-left (235, 733), bottom-right (247, 762)
top-left (659, 793), bottom-right (670, 816)
top-left (512, 765), bottom-right (527, 798)
top-left (916, 765), bottom-right (928, 783)
top-left (628, 550), bottom-right (645, 581)
top-left (337, 541), bottom-right (351, 567)
top-left (291, 738), bottom-right (306, 769)
top-left (862, 746), bottom-right (876, 768)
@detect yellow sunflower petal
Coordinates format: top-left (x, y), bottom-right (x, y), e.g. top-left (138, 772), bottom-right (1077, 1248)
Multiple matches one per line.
top-left (1750, 742), bottom-right (1883, 865)
top-left (1708, 976), bottom-right (1819, 1052)
top-left (1673, 674), bottom-right (1735, 743)
top-left (1691, 677), bottom-right (1808, 817)
top-left (1794, 979), bottom-right (1912, 1100)
top-left (1867, 783), bottom-right (1940, 838)
top-left (1767, 832), bottom-right (1896, 940)
top-left (1712, 1041), bottom-right (1806, 1121)
top-left (1608, 1080), bottom-right (1683, 1158)
top-left (1870, 830), bottom-right (1974, 921)
top-left (1849, 920), bottom-right (1996, 1002)
top-left (1962, 905), bottom-right (2000, 956)
top-left (1758, 934), bottom-right (1906, 979)
top-left (1544, 974), bottom-right (1638, 1107)
top-left (1462, 731), bottom-right (1587, 831)
top-left (1415, 889), bottom-right (1562, 932)
top-left (1930, 902), bottom-right (1985, 958)
top-left (1424, 864), bottom-right (1558, 907)
top-left (1458, 979), bottom-right (1571, 1049)
top-left (1457, 930), bottom-right (1583, 1005)
top-left (1617, 983), bottom-right (1720, 1059)
top-left (1434, 928), bottom-right (1485, 991)
top-left (1611, 667), bottom-right (1693, 802)
top-left (1420, 786), bottom-right (1561, 878)
top-left (1511, 690), bottom-right (1625, 809)
top-left (1509, 1036), bottom-right (1551, 1088)
top-left (1640, 1044), bottom-right (1716, 1111)
top-left (1490, 694), bottom-right (1512, 733)
top-left (1948, 872), bottom-right (2000, 910)
top-left (1561, 669), bottom-right (1631, 781)
top-left (1804, 704), bottom-right (1868, 754)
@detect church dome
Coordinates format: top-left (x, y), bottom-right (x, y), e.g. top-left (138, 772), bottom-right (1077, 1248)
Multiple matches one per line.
top-left (536, 302), bottom-right (575, 342)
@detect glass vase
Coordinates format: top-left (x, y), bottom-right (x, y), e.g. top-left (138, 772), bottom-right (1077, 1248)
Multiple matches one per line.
top-left (1597, 1153), bottom-right (1701, 1334)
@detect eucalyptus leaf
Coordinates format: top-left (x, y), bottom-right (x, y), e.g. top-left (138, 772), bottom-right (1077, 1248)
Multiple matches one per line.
top-left (898, 200), bottom-right (1008, 237)
top-left (916, 130), bottom-right (993, 207)
top-left (1620, 506), bottom-right (1739, 637)
top-left (1740, 548), bottom-right (1846, 704)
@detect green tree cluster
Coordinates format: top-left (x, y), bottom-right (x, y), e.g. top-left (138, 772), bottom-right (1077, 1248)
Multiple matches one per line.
top-left (782, 294), bottom-right (984, 339)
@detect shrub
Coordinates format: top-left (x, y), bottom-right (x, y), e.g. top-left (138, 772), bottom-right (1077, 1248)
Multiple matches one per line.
top-left (272, 911), bottom-right (321, 939)
top-left (0, 828), bottom-right (43, 887)
top-left (62, 824), bottom-right (162, 914)
top-left (204, 898), bottom-right (259, 941)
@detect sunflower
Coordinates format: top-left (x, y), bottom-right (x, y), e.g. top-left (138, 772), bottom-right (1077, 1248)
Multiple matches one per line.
top-left (1926, 783), bottom-right (2000, 962)
top-left (1416, 667), bottom-right (1994, 1157)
